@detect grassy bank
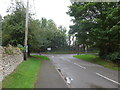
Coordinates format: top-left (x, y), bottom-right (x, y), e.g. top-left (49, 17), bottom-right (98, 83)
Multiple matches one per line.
top-left (3, 55), bottom-right (48, 88)
top-left (74, 54), bottom-right (120, 71)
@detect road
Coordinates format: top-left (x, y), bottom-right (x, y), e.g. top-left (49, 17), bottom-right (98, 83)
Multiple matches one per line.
top-left (43, 54), bottom-right (119, 88)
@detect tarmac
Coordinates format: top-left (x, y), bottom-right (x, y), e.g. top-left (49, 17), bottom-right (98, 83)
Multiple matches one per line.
top-left (35, 60), bottom-right (68, 88)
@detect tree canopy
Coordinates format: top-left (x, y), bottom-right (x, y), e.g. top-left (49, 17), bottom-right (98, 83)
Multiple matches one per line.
top-left (67, 2), bottom-right (120, 62)
top-left (2, 1), bottom-right (68, 53)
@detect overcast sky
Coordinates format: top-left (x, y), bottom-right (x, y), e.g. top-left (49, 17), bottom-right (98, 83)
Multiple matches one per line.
top-left (0, 0), bottom-right (73, 30)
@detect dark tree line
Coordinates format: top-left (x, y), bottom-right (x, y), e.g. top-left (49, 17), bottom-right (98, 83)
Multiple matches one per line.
top-left (67, 2), bottom-right (120, 62)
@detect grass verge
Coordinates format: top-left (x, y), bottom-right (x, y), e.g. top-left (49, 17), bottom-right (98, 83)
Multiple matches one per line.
top-left (2, 55), bottom-right (49, 88)
top-left (42, 51), bottom-right (77, 54)
top-left (32, 55), bottom-right (50, 60)
top-left (42, 51), bottom-right (98, 54)
top-left (74, 54), bottom-right (120, 71)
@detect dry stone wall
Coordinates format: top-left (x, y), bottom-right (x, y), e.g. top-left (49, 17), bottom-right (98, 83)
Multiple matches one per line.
top-left (2, 53), bottom-right (23, 78)
top-left (0, 46), bottom-right (24, 83)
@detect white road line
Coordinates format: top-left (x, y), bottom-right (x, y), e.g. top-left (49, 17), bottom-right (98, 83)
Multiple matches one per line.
top-left (74, 63), bottom-right (86, 69)
top-left (96, 72), bottom-right (120, 85)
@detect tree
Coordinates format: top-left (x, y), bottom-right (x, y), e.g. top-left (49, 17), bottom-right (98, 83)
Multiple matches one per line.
top-left (2, 2), bottom-right (26, 46)
top-left (2, 1), bottom-right (68, 53)
top-left (67, 2), bottom-right (120, 61)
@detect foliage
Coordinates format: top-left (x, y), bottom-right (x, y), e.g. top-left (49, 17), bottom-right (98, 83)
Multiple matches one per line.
top-left (2, 2), bottom-right (26, 46)
top-left (106, 52), bottom-right (120, 63)
top-left (3, 57), bottom-right (41, 88)
top-left (3, 44), bottom-right (21, 55)
top-left (2, 1), bottom-right (68, 53)
top-left (28, 18), bottom-right (68, 52)
top-left (17, 44), bottom-right (25, 51)
top-left (67, 2), bottom-right (120, 61)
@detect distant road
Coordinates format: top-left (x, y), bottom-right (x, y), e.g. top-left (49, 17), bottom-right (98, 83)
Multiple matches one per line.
top-left (43, 54), bottom-right (119, 88)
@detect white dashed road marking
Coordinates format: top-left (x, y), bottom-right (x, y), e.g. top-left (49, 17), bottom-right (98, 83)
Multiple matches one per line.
top-left (51, 55), bottom-right (119, 87)
top-left (74, 63), bottom-right (86, 69)
top-left (96, 72), bottom-right (120, 85)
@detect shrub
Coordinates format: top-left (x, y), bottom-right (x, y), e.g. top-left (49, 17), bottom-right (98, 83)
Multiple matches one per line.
top-left (17, 44), bottom-right (25, 52)
top-left (4, 44), bottom-right (22, 55)
top-left (106, 52), bottom-right (120, 63)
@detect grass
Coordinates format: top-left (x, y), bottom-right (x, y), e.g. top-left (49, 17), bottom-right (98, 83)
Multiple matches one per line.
top-left (74, 54), bottom-right (120, 71)
top-left (42, 51), bottom-right (77, 54)
top-left (2, 55), bottom-right (49, 88)
top-left (32, 55), bottom-right (50, 60)
top-left (42, 51), bottom-right (98, 54)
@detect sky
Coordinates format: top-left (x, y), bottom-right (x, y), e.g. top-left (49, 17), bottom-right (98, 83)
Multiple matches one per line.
top-left (0, 0), bottom-right (73, 30)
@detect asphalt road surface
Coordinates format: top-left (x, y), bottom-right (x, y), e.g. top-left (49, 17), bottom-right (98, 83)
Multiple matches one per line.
top-left (43, 54), bottom-right (119, 88)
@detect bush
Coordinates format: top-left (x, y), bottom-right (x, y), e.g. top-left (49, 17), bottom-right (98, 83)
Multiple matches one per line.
top-left (106, 52), bottom-right (120, 63)
top-left (4, 44), bottom-right (22, 55)
top-left (17, 44), bottom-right (25, 51)
top-left (99, 50), bottom-right (108, 59)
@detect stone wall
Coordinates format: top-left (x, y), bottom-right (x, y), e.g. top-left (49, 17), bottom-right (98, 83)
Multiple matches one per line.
top-left (0, 46), bottom-right (24, 83)
top-left (2, 53), bottom-right (23, 78)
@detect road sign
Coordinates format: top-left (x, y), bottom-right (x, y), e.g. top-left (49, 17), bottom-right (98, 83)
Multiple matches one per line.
top-left (26, 45), bottom-right (28, 52)
top-left (47, 48), bottom-right (51, 51)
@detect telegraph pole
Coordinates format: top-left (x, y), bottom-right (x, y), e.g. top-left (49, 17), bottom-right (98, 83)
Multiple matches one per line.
top-left (24, 0), bottom-right (29, 60)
